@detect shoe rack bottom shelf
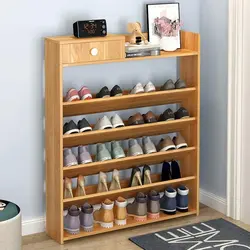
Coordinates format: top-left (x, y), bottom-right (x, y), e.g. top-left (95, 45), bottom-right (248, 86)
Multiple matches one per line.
top-left (64, 209), bottom-right (197, 241)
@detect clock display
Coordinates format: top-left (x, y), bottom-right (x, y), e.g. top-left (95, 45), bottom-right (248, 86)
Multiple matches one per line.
top-left (83, 23), bottom-right (98, 35)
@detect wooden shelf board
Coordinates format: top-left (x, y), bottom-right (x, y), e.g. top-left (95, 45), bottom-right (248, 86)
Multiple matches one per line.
top-left (63, 147), bottom-right (196, 178)
top-left (63, 118), bottom-right (196, 148)
top-left (64, 209), bottom-right (197, 241)
top-left (63, 176), bottom-right (196, 207)
top-left (63, 87), bottom-right (196, 116)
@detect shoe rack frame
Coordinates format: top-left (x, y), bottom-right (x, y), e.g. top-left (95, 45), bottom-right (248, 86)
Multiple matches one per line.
top-left (45, 31), bottom-right (200, 244)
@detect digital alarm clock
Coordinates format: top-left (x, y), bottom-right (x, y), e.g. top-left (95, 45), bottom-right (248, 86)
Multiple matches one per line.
top-left (73, 19), bottom-right (107, 38)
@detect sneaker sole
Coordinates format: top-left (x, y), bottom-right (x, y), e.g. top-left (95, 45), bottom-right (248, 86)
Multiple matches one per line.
top-left (64, 129), bottom-right (80, 135)
top-left (160, 145), bottom-right (176, 151)
top-left (128, 214), bottom-right (147, 222)
top-left (79, 127), bottom-right (92, 133)
top-left (148, 212), bottom-right (160, 219)
top-left (64, 228), bottom-right (80, 234)
top-left (94, 220), bottom-right (113, 228)
top-left (176, 143), bottom-right (188, 149)
top-left (66, 95), bottom-right (80, 102)
top-left (115, 218), bottom-right (127, 226)
top-left (81, 225), bottom-right (93, 232)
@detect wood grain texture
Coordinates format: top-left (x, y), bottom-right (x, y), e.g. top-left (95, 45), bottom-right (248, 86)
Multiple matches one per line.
top-left (63, 118), bottom-right (196, 148)
top-left (45, 39), bottom-right (63, 244)
top-left (63, 147), bottom-right (196, 178)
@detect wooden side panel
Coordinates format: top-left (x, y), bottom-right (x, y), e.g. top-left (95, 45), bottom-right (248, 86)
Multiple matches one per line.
top-left (45, 39), bottom-right (63, 244)
top-left (180, 32), bottom-right (200, 215)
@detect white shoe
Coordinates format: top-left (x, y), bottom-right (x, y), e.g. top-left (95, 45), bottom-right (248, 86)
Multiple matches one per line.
top-left (111, 114), bottom-right (125, 128)
top-left (142, 137), bottom-right (157, 154)
top-left (128, 139), bottom-right (144, 157)
top-left (130, 83), bottom-right (144, 94)
top-left (94, 116), bottom-right (113, 130)
top-left (144, 81), bottom-right (156, 93)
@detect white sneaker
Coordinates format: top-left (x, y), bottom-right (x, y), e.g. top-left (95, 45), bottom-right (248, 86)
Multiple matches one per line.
top-left (128, 139), bottom-right (144, 157)
top-left (130, 83), bottom-right (144, 94)
top-left (111, 114), bottom-right (125, 128)
top-left (94, 116), bottom-right (113, 130)
top-left (142, 137), bottom-right (157, 154)
top-left (144, 81), bottom-right (156, 93)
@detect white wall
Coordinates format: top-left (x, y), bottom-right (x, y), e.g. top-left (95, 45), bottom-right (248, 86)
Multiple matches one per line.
top-left (0, 0), bottom-right (200, 233)
top-left (200, 0), bottom-right (228, 198)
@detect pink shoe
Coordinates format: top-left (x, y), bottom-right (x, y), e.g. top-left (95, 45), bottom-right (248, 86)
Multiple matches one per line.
top-left (79, 86), bottom-right (92, 100)
top-left (65, 88), bottom-right (80, 102)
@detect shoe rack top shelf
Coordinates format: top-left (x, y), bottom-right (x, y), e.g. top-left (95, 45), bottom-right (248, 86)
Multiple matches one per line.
top-left (63, 88), bottom-right (196, 117)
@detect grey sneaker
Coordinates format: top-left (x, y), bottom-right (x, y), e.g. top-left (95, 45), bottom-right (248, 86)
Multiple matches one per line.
top-left (128, 139), bottom-right (143, 157)
top-left (160, 187), bottom-right (177, 215)
top-left (78, 146), bottom-right (92, 164)
top-left (111, 141), bottom-right (125, 159)
top-left (161, 79), bottom-right (175, 91)
top-left (80, 203), bottom-right (94, 232)
top-left (177, 186), bottom-right (189, 212)
top-left (64, 205), bottom-right (80, 234)
top-left (96, 144), bottom-right (112, 162)
top-left (175, 79), bottom-right (186, 89)
top-left (148, 190), bottom-right (160, 219)
top-left (63, 148), bottom-right (78, 167)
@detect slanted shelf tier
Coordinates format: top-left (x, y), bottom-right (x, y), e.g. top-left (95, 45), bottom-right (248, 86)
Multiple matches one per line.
top-left (45, 30), bottom-right (200, 244)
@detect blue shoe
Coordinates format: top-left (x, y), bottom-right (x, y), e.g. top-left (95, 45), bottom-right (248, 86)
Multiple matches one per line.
top-left (177, 186), bottom-right (189, 212)
top-left (160, 187), bottom-right (177, 215)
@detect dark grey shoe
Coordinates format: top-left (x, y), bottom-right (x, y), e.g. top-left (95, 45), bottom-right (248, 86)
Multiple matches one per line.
top-left (161, 79), bottom-right (175, 91)
top-left (177, 186), bottom-right (189, 212)
top-left (80, 203), bottom-right (94, 232)
top-left (175, 107), bottom-right (190, 119)
top-left (78, 118), bottom-right (92, 132)
top-left (96, 86), bottom-right (110, 98)
top-left (64, 205), bottom-right (80, 234)
top-left (159, 108), bottom-right (175, 122)
top-left (148, 190), bottom-right (160, 219)
top-left (175, 79), bottom-right (186, 89)
top-left (171, 161), bottom-right (182, 179)
top-left (63, 120), bottom-right (79, 135)
top-left (111, 85), bottom-right (123, 97)
top-left (160, 187), bottom-right (177, 215)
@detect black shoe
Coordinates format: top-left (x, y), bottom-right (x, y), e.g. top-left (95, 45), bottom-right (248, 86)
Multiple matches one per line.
top-left (96, 86), bottom-right (110, 98)
top-left (63, 120), bottom-right (79, 135)
top-left (175, 107), bottom-right (190, 119)
top-left (142, 165), bottom-right (152, 184)
top-left (78, 118), bottom-right (92, 133)
top-left (129, 167), bottom-right (142, 187)
top-left (159, 108), bottom-right (175, 122)
top-left (110, 85), bottom-right (123, 97)
top-left (171, 161), bottom-right (181, 179)
top-left (161, 162), bottom-right (171, 181)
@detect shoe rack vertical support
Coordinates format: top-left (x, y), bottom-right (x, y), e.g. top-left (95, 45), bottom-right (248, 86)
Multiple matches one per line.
top-left (180, 32), bottom-right (200, 215)
top-left (45, 39), bottom-right (64, 244)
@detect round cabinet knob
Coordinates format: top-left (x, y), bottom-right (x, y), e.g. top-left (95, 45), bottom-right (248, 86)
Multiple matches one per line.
top-left (91, 48), bottom-right (98, 56)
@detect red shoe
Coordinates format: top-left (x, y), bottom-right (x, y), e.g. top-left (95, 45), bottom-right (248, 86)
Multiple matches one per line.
top-left (79, 86), bottom-right (92, 100)
top-left (65, 88), bottom-right (80, 102)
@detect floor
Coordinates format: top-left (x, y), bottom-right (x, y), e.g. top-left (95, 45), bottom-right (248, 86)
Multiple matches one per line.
top-left (22, 205), bottom-right (250, 250)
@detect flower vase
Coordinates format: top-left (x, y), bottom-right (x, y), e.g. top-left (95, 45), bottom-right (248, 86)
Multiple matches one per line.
top-left (160, 36), bottom-right (178, 52)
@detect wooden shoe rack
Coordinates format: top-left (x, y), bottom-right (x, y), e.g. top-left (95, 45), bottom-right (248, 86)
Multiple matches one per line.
top-left (45, 31), bottom-right (200, 244)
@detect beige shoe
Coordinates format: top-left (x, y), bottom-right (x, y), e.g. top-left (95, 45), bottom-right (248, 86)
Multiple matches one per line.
top-left (75, 175), bottom-right (86, 197)
top-left (64, 178), bottom-right (73, 199)
top-left (173, 133), bottom-right (188, 149)
top-left (94, 199), bottom-right (114, 228)
top-left (157, 136), bottom-right (176, 152)
top-left (109, 169), bottom-right (122, 191)
top-left (129, 167), bottom-right (143, 187)
top-left (97, 172), bottom-right (109, 193)
top-left (114, 197), bottom-right (127, 226)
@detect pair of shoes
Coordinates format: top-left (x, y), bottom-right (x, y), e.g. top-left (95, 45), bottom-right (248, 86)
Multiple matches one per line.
top-left (96, 142), bottom-right (125, 162)
top-left (160, 186), bottom-right (189, 214)
top-left (128, 111), bottom-right (157, 125)
top-left (94, 197), bottom-right (127, 228)
top-left (64, 202), bottom-right (94, 234)
top-left (128, 137), bottom-right (157, 156)
top-left (157, 133), bottom-right (188, 151)
top-left (129, 166), bottom-right (152, 187)
top-left (159, 107), bottom-right (190, 122)
top-left (161, 79), bottom-right (186, 91)
top-left (97, 170), bottom-right (121, 193)
top-left (130, 82), bottom-right (156, 94)
top-left (96, 85), bottom-right (123, 98)
top-left (63, 146), bottom-right (92, 167)
top-left (65, 86), bottom-right (92, 102)
top-left (64, 175), bottom-right (86, 199)
top-left (94, 115), bottom-right (124, 130)
top-left (162, 161), bottom-right (181, 181)
top-left (127, 191), bottom-right (160, 221)
top-left (63, 118), bottom-right (92, 135)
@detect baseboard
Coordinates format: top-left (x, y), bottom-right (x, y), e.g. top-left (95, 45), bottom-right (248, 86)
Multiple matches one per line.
top-left (22, 217), bottom-right (45, 236)
top-left (200, 188), bottom-right (227, 214)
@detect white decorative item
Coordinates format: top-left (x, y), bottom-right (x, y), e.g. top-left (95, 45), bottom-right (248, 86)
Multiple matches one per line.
top-left (160, 36), bottom-right (178, 52)
top-left (91, 48), bottom-right (98, 56)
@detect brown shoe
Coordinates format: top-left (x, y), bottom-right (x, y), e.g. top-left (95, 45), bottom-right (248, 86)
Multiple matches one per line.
top-left (94, 199), bottom-right (114, 228)
top-left (173, 133), bottom-right (188, 149)
top-left (157, 136), bottom-right (176, 152)
top-left (75, 175), bottom-right (86, 197)
top-left (127, 193), bottom-right (147, 222)
top-left (114, 197), bottom-right (127, 226)
top-left (64, 178), bottom-right (73, 199)
top-left (143, 111), bottom-right (157, 123)
top-left (128, 113), bottom-right (144, 126)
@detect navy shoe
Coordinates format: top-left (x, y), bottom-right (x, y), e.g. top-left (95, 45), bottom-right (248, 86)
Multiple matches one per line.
top-left (160, 187), bottom-right (177, 215)
top-left (110, 85), bottom-right (123, 97)
top-left (171, 161), bottom-right (181, 179)
top-left (177, 186), bottom-right (189, 212)
top-left (161, 162), bottom-right (171, 181)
